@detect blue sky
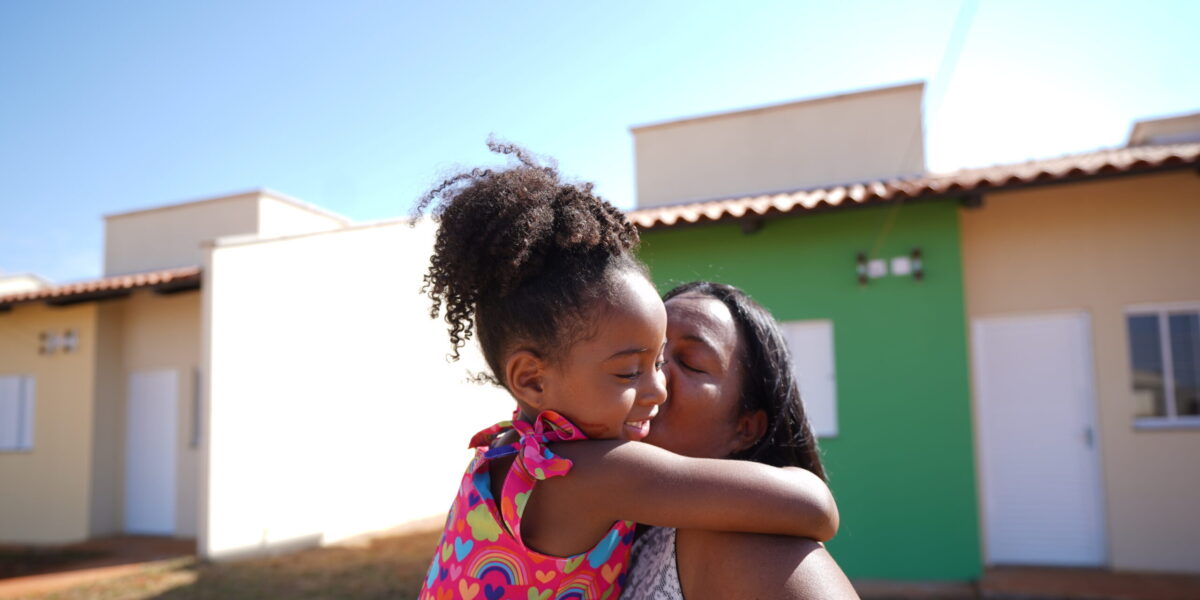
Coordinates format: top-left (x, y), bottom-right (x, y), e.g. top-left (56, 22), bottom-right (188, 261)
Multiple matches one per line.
top-left (2, 0), bottom-right (1197, 283)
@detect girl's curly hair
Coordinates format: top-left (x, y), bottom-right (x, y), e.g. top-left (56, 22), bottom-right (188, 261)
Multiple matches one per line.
top-left (413, 139), bottom-right (644, 386)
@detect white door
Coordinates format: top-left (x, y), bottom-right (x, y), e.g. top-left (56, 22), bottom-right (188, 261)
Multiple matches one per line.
top-left (972, 313), bottom-right (1106, 566)
top-left (126, 369), bottom-right (178, 535)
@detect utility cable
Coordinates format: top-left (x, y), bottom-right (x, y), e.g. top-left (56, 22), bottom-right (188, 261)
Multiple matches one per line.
top-left (867, 0), bottom-right (978, 262)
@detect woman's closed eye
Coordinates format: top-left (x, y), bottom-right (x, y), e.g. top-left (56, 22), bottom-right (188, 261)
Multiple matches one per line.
top-left (673, 356), bottom-right (706, 374)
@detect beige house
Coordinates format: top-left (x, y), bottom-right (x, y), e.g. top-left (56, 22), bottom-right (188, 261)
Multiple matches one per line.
top-left (0, 190), bottom-right (346, 545)
top-left (959, 141), bottom-right (1200, 573)
top-left (0, 189), bottom-right (507, 560)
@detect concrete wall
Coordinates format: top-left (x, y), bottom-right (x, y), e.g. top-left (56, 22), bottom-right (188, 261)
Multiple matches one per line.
top-left (1128, 112), bottom-right (1200, 146)
top-left (105, 193), bottom-right (262, 276)
top-left (0, 303), bottom-right (98, 543)
top-left (960, 171), bottom-right (1200, 573)
top-left (632, 82), bottom-right (925, 208)
top-left (257, 195), bottom-right (345, 240)
top-left (104, 191), bottom-right (347, 276)
top-left (201, 219), bottom-right (509, 560)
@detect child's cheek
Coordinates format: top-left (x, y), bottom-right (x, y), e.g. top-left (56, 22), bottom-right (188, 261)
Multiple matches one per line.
top-left (571, 417), bottom-right (615, 439)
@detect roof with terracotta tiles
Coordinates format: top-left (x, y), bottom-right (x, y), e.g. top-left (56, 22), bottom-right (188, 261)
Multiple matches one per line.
top-left (0, 266), bottom-right (201, 308)
top-left (626, 143), bottom-right (1200, 230)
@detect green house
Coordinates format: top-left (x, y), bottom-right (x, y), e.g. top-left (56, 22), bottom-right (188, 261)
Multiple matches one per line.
top-left (636, 200), bottom-right (978, 581)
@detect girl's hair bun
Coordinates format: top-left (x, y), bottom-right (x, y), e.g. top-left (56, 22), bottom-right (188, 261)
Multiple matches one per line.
top-left (414, 139), bottom-right (641, 370)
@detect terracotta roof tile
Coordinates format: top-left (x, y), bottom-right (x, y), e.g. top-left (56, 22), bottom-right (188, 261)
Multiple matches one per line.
top-left (0, 266), bottom-right (202, 307)
top-left (627, 143), bottom-right (1200, 229)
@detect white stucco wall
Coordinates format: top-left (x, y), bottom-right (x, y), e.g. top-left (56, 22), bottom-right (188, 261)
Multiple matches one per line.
top-left (201, 219), bottom-right (509, 560)
top-left (256, 195), bottom-right (347, 240)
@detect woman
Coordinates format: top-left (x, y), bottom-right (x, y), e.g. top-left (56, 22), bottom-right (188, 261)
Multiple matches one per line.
top-left (623, 282), bottom-right (859, 600)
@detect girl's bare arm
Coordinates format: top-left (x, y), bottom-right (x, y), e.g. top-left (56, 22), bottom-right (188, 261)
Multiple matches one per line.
top-left (552, 440), bottom-right (839, 541)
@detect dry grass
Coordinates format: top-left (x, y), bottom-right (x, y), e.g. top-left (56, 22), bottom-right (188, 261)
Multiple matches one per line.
top-left (30, 529), bottom-right (440, 600)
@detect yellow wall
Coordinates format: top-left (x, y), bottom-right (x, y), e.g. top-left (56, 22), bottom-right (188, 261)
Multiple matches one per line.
top-left (118, 291), bottom-right (202, 538)
top-left (88, 302), bottom-right (124, 536)
top-left (0, 303), bottom-right (98, 543)
top-left (961, 171), bottom-right (1200, 573)
top-left (0, 290), bottom-right (202, 543)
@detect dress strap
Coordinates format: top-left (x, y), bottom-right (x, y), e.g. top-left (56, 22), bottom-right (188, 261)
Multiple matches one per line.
top-left (509, 411), bottom-right (585, 480)
top-left (469, 410), bottom-right (588, 547)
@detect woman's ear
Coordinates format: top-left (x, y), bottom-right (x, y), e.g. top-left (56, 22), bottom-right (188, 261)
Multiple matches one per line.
top-left (731, 409), bottom-right (768, 454)
top-left (505, 350), bottom-right (548, 409)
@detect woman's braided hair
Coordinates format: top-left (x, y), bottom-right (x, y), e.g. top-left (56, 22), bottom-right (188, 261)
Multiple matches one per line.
top-left (413, 140), bottom-right (644, 386)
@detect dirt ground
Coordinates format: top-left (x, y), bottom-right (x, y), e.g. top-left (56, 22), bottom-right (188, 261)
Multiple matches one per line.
top-left (5, 528), bottom-right (1200, 600)
top-left (0, 529), bottom-right (439, 600)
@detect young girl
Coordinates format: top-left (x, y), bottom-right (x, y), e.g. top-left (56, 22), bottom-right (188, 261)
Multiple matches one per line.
top-left (416, 142), bottom-right (837, 600)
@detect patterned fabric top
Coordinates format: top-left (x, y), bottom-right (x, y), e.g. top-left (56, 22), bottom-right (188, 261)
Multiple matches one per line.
top-left (420, 411), bottom-right (637, 600)
top-left (620, 527), bottom-right (683, 600)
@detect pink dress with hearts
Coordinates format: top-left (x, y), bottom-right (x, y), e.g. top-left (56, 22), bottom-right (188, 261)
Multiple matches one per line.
top-left (419, 410), bottom-right (636, 600)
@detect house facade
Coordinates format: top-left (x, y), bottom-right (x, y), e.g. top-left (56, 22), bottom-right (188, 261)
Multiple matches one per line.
top-left (960, 166), bottom-right (1200, 573)
top-left (628, 85), bottom-right (1200, 578)
top-left (3, 83), bottom-right (1197, 580)
top-left (0, 265), bottom-right (204, 544)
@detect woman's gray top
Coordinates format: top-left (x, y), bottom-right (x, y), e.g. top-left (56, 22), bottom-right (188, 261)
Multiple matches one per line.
top-left (621, 527), bottom-right (684, 600)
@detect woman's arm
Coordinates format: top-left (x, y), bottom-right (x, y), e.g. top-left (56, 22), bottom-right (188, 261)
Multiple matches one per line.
top-left (551, 440), bottom-right (839, 541)
top-left (676, 529), bottom-right (860, 600)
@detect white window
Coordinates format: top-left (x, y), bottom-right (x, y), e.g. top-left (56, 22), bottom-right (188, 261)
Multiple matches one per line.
top-left (1126, 305), bottom-right (1200, 429)
top-left (779, 320), bottom-right (838, 438)
top-left (0, 375), bottom-right (35, 451)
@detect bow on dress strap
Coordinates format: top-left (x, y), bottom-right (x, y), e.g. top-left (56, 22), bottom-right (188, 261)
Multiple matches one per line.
top-left (469, 410), bottom-right (587, 480)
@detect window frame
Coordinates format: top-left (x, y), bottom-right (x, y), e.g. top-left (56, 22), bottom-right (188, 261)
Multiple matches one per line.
top-left (1125, 302), bottom-right (1200, 430)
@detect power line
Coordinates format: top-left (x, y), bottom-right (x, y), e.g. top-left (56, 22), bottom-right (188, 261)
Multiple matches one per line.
top-left (868, 0), bottom-right (979, 261)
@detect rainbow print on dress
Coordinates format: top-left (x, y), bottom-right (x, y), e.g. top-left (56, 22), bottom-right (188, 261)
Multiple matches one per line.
top-left (419, 411), bottom-right (635, 600)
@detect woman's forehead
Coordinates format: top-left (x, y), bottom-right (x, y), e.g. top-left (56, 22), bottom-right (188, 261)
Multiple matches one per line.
top-left (666, 294), bottom-right (738, 344)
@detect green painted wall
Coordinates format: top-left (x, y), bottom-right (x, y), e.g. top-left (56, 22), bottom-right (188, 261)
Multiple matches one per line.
top-left (638, 200), bottom-right (981, 581)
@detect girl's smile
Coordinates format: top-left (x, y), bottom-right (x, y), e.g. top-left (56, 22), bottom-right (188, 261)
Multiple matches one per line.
top-left (522, 269), bottom-right (668, 441)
